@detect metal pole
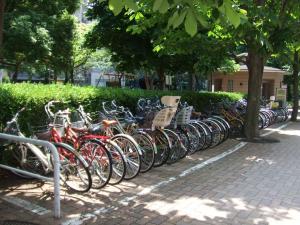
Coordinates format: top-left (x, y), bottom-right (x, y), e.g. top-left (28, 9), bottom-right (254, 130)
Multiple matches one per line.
top-left (0, 133), bottom-right (61, 218)
top-left (44, 141), bottom-right (60, 218)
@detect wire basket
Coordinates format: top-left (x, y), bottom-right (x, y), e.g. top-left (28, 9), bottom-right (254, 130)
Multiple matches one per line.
top-left (161, 96), bottom-right (181, 107)
top-left (175, 106), bottom-right (193, 126)
top-left (152, 107), bottom-right (177, 130)
top-left (30, 124), bottom-right (51, 141)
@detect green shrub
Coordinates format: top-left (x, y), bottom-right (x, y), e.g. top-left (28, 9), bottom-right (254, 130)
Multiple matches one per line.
top-left (2, 75), bottom-right (10, 83)
top-left (0, 83), bottom-right (243, 133)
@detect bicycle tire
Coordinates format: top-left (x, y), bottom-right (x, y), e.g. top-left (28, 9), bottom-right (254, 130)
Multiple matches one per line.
top-left (164, 129), bottom-right (185, 164)
top-left (150, 129), bottom-right (171, 167)
top-left (179, 124), bottom-right (201, 155)
top-left (53, 142), bottom-right (92, 192)
top-left (190, 121), bottom-right (207, 151)
top-left (105, 139), bottom-right (126, 185)
top-left (131, 130), bottom-right (156, 173)
top-left (111, 134), bottom-right (141, 180)
top-left (79, 139), bottom-right (112, 189)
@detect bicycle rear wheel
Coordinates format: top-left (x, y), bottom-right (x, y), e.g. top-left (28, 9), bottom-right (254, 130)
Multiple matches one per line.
top-left (79, 139), bottom-right (112, 189)
top-left (179, 124), bottom-right (201, 154)
top-left (150, 129), bottom-right (171, 167)
top-left (131, 130), bottom-right (156, 173)
top-left (164, 129), bottom-right (186, 164)
top-left (111, 134), bottom-right (141, 180)
top-left (8, 143), bottom-right (46, 178)
top-left (54, 142), bottom-right (92, 192)
top-left (105, 140), bottom-right (126, 185)
top-left (190, 121), bottom-right (207, 151)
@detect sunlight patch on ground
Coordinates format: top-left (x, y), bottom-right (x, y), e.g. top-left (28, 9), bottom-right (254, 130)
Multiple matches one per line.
top-left (245, 155), bottom-right (275, 165)
top-left (277, 129), bottom-right (300, 137)
top-left (256, 207), bottom-right (300, 225)
top-left (231, 198), bottom-right (252, 211)
top-left (145, 197), bottom-right (229, 221)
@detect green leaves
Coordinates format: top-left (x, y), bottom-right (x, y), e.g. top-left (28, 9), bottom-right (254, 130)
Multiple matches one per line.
top-left (153, 0), bottom-right (163, 11)
top-left (174, 11), bottom-right (187, 28)
top-left (153, 0), bottom-right (169, 13)
top-left (124, 0), bottom-right (138, 11)
top-left (219, 0), bottom-right (241, 28)
top-left (185, 9), bottom-right (197, 36)
top-left (108, 0), bottom-right (138, 15)
top-left (109, 0), bottom-right (124, 15)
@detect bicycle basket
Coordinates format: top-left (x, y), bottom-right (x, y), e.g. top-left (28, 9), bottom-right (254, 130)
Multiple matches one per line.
top-left (152, 107), bottom-right (177, 130)
top-left (30, 125), bottom-right (51, 141)
top-left (53, 116), bottom-right (67, 137)
top-left (161, 96), bottom-right (181, 107)
top-left (175, 106), bottom-right (193, 126)
top-left (70, 111), bottom-right (86, 129)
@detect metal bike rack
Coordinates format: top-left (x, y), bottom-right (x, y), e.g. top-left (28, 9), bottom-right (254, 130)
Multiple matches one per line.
top-left (0, 133), bottom-right (61, 218)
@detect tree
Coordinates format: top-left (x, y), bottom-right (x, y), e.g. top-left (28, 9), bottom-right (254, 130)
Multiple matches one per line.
top-left (86, 3), bottom-right (176, 89)
top-left (0, 0), bottom-right (5, 59)
top-left (0, 0), bottom-right (80, 81)
top-left (89, 0), bottom-right (300, 140)
top-left (291, 49), bottom-right (299, 121)
top-left (86, 1), bottom-right (237, 90)
top-left (208, 1), bottom-right (300, 139)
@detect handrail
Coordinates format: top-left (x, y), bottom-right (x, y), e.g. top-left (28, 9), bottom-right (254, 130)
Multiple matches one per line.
top-left (0, 133), bottom-right (61, 218)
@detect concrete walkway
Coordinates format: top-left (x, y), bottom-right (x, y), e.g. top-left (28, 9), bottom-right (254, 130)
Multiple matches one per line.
top-left (0, 121), bottom-right (300, 225)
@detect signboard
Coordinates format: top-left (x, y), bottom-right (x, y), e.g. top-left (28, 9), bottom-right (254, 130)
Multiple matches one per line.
top-left (276, 88), bottom-right (287, 101)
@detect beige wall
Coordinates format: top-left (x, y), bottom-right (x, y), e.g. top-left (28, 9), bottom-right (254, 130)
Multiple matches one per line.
top-left (210, 71), bottom-right (284, 95)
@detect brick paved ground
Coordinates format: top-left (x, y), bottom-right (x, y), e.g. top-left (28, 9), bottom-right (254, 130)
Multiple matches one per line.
top-left (0, 121), bottom-right (300, 225)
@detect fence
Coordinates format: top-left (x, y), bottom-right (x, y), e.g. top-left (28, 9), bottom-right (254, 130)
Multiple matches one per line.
top-left (0, 133), bottom-right (61, 218)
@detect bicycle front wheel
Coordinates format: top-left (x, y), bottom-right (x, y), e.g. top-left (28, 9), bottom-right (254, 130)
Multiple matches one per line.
top-left (111, 134), bottom-right (141, 180)
top-left (131, 130), bottom-right (156, 173)
top-left (54, 142), bottom-right (92, 192)
top-left (79, 140), bottom-right (112, 189)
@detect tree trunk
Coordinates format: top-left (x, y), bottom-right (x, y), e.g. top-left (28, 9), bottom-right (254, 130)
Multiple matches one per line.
top-left (156, 66), bottom-right (165, 90)
top-left (12, 63), bottom-right (19, 82)
top-left (44, 72), bottom-right (49, 84)
top-left (209, 72), bottom-right (213, 91)
top-left (144, 73), bottom-right (150, 90)
top-left (291, 50), bottom-right (299, 121)
top-left (118, 73), bottom-right (124, 87)
top-left (70, 68), bottom-right (74, 84)
top-left (53, 69), bottom-right (57, 84)
top-left (64, 71), bottom-right (69, 84)
top-left (190, 73), bottom-right (196, 91)
top-left (244, 49), bottom-right (265, 139)
top-left (0, 0), bottom-right (5, 59)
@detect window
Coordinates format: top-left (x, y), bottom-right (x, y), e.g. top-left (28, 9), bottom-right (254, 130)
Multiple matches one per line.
top-left (227, 80), bottom-right (234, 92)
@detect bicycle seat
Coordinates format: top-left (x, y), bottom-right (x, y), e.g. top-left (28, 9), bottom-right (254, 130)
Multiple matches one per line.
top-left (102, 120), bottom-right (118, 127)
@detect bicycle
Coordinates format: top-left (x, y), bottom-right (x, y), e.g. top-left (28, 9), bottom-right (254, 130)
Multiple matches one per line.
top-left (1, 108), bottom-right (92, 192)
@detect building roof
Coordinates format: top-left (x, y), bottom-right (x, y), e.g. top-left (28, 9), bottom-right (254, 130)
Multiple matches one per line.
top-left (239, 65), bottom-right (285, 73)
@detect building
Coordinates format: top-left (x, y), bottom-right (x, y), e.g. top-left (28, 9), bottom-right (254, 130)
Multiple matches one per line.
top-left (209, 65), bottom-right (286, 100)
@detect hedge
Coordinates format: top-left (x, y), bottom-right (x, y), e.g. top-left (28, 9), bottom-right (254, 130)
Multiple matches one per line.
top-left (0, 83), bottom-right (243, 133)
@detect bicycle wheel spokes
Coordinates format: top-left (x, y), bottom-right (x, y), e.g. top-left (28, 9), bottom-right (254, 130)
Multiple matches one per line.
top-left (105, 140), bottom-right (126, 185)
top-left (132, 131), bottom-right (155, 173)
top-left (55, 143), bottom-right (92, 192)
top-left (111, 135), bottom-right (141, 180)
top-left (152, 129), bottom-right (170, 167)
top-left (79, 140), bottom-right (112, 189)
